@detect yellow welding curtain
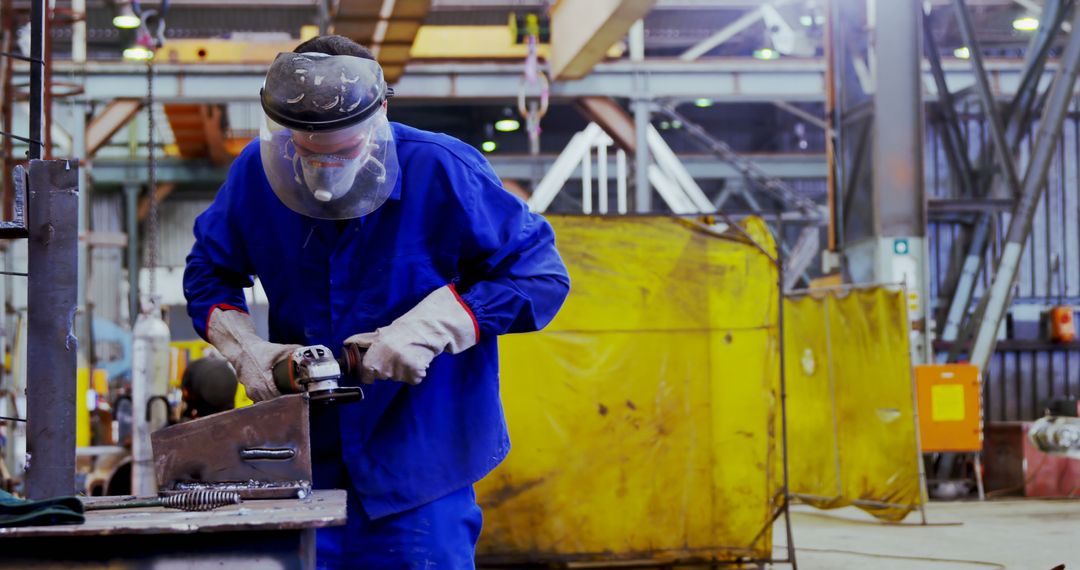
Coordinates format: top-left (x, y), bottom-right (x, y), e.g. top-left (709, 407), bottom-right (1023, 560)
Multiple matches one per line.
top-left (476, 216), bottom-right (783, 565)
top-left (783, 287), bottom-right (922, 522)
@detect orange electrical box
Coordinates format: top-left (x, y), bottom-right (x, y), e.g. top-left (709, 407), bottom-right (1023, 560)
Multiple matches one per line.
top-left (914, 363), bottom-right (982, 452)
top-left (1049, 305), bottom-right (1075, 343)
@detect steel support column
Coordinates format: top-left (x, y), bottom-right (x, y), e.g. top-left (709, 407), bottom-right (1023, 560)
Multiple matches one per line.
top-left (954, 0), bottom-right (1023, 195)
top-left (125, 184), bottom-right (139, 327)
top-left (25, 159), bottom-right (79, 499)
top-left (629, 20), bottom-right (652, 213)
top-left (27, 0), bottom-right (44, 159)
top-left (847, 0), bottom-right (930, 363)
top-left (969, 6), bottom-right (1080, 371)
top-left (939, 0), bottom-right (1064, 347)
top-left (923, 12), bottom-right (976, 199)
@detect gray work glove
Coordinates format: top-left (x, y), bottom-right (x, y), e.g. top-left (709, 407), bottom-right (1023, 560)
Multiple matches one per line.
top-left (206, 308), bottom-right (301, 402)
top-left (344, 285), bottom-right (478, 385)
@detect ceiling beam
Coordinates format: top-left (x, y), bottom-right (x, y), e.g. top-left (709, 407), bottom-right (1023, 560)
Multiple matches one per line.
top-left (86, 98), bottom-right (142, 158)
top-left (549, 0), bottom-right (657, 79)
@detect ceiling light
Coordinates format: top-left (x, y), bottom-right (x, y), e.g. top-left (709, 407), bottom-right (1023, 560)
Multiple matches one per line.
top-left (113, 13), bottom-right (141, 29)
top-left (112, 3), bottom-right (140, 29)
top-left (671, 120), bottom-right (682, 129)
top-left (753, 47), bottom-right (779, 60)
top-left (694, 98), bottom-right (713, 108)
top-left (799, 15), bottom-right (813, 27)
top-left (481, 140), bottom-right (496, 153)
top-left (123, 46), bottom-right (154, 61)
top-left (1012, 16), bottom-right (1039, 31)
top-left (494, 119), bottom-right (520, 132)
top-left (659, 120), bottom-right (671, 130)
top-left (953, 46), bottom-right (970, 59)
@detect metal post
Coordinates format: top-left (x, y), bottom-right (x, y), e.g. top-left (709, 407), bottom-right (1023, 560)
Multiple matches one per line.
top-left (71, 0), bottom-right (86, 63)
top-left (27, 0), bottom-right (44, 159)
top-left (629, 19), bottom-right (651, 213)
top-left (953, 0), bottom-right (1022, 197)
top-left (73, 105), bottom-right (90, 367)
top-left (922, 11), bottom-right (976, 199)
top-left (776, 214), bottom-right (797, 569)
top-left (125, 184), bottom-right (139, 327)
top-left (939, 0), bottom-right (1063, 346)
top-left (597, 140), bottom-right (608, 214)
top-left (317, 0), bottom-right (330, 35)
top-left (867, 0), bottom-right (929, 362)
top-left (969, 6), bottom-right (1080, 371)
top-left (25, 159), bottom-right (79, 499)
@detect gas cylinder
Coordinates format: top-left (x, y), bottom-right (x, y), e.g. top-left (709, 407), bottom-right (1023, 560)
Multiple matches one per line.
top-left (131, 303), bottom-right (171, 496)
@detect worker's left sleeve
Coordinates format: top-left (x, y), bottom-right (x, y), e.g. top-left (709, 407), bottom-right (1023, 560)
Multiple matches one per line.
top-left (450, 158), bottom-right (571, 339)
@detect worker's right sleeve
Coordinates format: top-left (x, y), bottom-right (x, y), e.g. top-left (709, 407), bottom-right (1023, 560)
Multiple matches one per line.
top-left (183, 148), bottom-right (257, 341)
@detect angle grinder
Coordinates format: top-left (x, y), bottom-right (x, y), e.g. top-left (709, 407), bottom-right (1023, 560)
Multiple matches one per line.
top-left (271, 344), bottom-right (366, 404)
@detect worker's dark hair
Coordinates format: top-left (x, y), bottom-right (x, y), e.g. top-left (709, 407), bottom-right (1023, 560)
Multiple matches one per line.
top-left (293, 35), bottom-right (375, 60)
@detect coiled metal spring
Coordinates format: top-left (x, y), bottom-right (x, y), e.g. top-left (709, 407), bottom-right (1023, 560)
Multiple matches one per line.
top-left (161, 490), bottom-right (241, 511)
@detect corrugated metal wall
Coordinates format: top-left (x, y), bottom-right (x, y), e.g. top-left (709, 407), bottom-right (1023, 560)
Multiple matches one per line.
top-left (156, 199), bottom-right (213, 268)
top-left (926, 104), bottom-right (1080, 422)
top-left (89, 192), bottom-right (125, 324)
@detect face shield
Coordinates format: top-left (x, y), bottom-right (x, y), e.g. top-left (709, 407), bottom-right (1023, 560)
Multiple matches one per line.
top-left (259, 52), bottom-right (399, 220)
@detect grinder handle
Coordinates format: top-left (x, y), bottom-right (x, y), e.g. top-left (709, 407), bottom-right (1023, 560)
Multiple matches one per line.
top-left (271, 358), bottom-right (301, 395)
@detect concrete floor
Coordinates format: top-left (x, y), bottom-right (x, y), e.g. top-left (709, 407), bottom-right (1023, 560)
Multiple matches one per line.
top-left (771, 499), bottom-right (1079, 569)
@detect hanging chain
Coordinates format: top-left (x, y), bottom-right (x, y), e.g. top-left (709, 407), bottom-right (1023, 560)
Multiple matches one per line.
top-left (517, 13), bottom-right (548, 156)
top-left (144, 59), bottom-right (158, 310)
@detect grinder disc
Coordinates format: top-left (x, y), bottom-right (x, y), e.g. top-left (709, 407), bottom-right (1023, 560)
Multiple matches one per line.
top-left (307, 386), bottom-right (364, 404)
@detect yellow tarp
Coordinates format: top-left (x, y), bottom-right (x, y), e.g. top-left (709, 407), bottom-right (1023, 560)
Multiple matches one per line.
top-left (476, 216), bottom-right (783, 565)
top-left (784, 287), bottom-right (923, 522)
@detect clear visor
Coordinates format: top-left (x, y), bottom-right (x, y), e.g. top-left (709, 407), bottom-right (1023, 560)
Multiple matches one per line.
top-left (259, 107), bottom-right (399, 220)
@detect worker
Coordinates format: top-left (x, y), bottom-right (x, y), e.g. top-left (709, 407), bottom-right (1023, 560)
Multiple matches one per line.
top-left (179, 348), bottom-right (237, 420)
top-left (183, 35), bottom-right (570, 568)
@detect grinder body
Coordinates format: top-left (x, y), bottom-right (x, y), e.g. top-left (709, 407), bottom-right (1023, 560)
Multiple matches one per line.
top-left (271, 344), bottom-right (366, 404)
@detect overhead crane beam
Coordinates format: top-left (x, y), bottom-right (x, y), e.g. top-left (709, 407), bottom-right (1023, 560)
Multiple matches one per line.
top-left (549, 0), bottom-right (657, 79)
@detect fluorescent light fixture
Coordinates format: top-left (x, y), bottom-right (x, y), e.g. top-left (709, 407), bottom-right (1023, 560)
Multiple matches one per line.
top-left (113, 13), bottom-right (141, 28)
top-left (1013, 16), bottom-right (1039, 31)
top-left (494, 119), bottom-right (520, 132)
top-left (753, 47), bottom-right (779, 60)
top-left (659, 120), bottom-right (671, 130)
top-left (671, 120), bottom-right (682, 129)
top-left (799, 14), bottom-right (813, 27)
top-left (953, 46), bottom-right (971, 59)
top-left (694, 98), bottom-right (713, 108)
top-left (481, 140), bottom-right (496, 152)
top-left (123, 46), bottom-right (154, 61)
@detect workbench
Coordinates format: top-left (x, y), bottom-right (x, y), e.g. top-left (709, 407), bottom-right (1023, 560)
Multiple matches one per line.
top-left (0, 489), bottom-right (346, 569)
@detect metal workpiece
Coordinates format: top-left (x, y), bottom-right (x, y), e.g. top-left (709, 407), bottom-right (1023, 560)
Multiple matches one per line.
top-left (25, 159), bottom-right (80, 500)
top-left (152, 394), bottom-right (313, 500)
top-left (85, 490), bottom-right (242, 512)
top-left (969, 5), bottom-right (1080, 372)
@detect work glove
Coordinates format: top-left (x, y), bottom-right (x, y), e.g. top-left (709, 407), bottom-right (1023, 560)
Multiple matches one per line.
top-left (206, 307), bottom-right (302, 402)
top-left (345, 285), bottom-right (478, 385)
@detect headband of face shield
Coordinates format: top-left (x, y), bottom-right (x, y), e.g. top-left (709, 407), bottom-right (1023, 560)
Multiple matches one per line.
top-left (259, 52), bottom-right (399, 220)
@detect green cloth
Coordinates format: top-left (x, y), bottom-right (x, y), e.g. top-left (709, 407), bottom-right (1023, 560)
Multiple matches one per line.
top-left (0, 489), bottom-right (84, 528)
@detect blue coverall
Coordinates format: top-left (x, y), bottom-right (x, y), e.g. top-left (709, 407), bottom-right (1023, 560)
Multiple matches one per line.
top-left (183, 123), bottom-right (570, 568)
